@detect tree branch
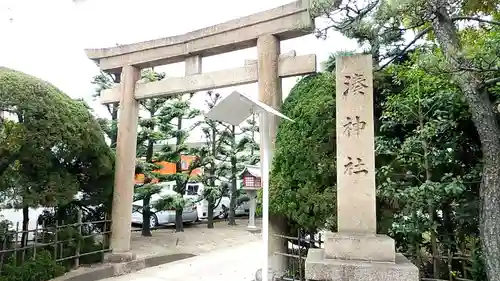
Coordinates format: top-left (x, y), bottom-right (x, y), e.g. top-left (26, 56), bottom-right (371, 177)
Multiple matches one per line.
top-left (377, 27), bottom-right (432, 71)
top-left (451, 16), bottom-right (500, 26)
top-left (484, 77), bottom-right (500, 86)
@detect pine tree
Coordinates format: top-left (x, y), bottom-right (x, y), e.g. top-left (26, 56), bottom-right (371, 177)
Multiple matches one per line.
top-left (156, 94), bottom-right (201, 232)
top-left (198, 91), bottom-right (231, 228)
top-left (90, 71), bottom-right (119, 148)
top-left (134, 69), bottom-right (170, 236)
top-left (218, 112), bottom-right (259, 225)
top-left (240, 112), bottom-right (260, 165)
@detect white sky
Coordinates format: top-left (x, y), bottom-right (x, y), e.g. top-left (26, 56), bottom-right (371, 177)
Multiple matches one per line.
top-left (0, 0), bottom-right (358, 143)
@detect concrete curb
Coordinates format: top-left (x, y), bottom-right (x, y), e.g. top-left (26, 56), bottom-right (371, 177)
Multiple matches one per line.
top-left (51, 253), bottom-right (196, 281)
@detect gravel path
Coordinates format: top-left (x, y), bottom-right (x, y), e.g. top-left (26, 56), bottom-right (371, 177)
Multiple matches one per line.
top-left (130, 218), bottom-right (262, 258)
top-left (102, 241), bottom-right (262, 281)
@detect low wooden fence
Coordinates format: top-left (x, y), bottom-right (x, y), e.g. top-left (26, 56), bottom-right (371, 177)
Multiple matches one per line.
top-left (0, 211), bottom-right (111, 272)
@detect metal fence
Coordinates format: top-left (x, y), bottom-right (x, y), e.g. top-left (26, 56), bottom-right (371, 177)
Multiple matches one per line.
top-left (273, 231), bottom-right (323, 281)
top-left (0, 211), bottom-right (111, 272)
top-left (273, 231), bottom-right (476, 281)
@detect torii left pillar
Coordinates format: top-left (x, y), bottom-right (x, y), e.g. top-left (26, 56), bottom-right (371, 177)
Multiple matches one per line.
top-left (106, 65), bottom-right (141, 262)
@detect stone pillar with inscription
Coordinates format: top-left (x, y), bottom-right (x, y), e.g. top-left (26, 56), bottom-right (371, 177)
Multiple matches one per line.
top-left (304, 54), bottom-right (419, 281)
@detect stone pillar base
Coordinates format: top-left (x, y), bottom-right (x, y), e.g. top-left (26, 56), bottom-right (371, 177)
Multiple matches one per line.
top-left (104, 252), bottom-right (136, 263)
top-left (247, 226), bottom-right (262, 233)
top-left (324, 232), bottom-right (396, 262)
top-left (255, 268), bottom-right (280, 281)
top-left (305, 249), bottom-right (418, 281)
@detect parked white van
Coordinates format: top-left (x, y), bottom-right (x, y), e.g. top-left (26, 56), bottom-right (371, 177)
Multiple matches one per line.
top-left (131, 181), bottom-right (231, 227)
top-left (185, 182), bottom-right (230, 220)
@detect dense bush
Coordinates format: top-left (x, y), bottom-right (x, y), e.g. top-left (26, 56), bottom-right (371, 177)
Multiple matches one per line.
top-left (0, 208), bottom-right (108, 281)
top-left (269, 73), bottom-right (336, 233)
top-left (0, 251), bottom-right (65, 281)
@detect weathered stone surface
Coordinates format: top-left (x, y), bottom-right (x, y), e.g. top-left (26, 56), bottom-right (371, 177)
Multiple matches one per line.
top-left (85, 0), bottom-right (313, 72)
top-left (51, 253), bottom-right (196, 281)
top-left (97, 241), bottom-right (261, 281)
top-left (303, 54), bottom-right (419, 281)
top-left (335, 54), bottom-right (376, 234)
top-left (323, 232), bottom-right (395, 263)
top-left (100, 54), bottom-right (316, 104)
top-left (255, 268), bottom-right (280, 281)
top-left (109, 65), bottom-right (140, 253)
top-left (105, 252), bottom-right (136, 263)
top-left (256, 268), bottom-right (262, 281)
top-left (305, 249), bottom-right (419, 281)
top-left (113, 259), bottom-right (145, 276)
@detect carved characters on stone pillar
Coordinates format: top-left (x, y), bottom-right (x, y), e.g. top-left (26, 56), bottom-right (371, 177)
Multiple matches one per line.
top-left (341, 70), bottom-right (370, 177)
top-left (343, 116), bottom-right (366, 137)
top-left (343, 73), bottom-right (368, 96)
top-left (344, 156), bottom-right (368, 175)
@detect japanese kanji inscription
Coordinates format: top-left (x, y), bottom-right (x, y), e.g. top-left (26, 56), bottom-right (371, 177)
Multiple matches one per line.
top-left (344, 157), bottom-right (368, 175)
top-left (343, 116), bottom-right (366, 137)
top-left (343, 73), bottom-right (368, 96)
top-left (336, 54), bottom-right (376, 233)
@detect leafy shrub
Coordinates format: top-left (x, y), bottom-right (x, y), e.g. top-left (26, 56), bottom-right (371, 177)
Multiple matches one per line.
top-left (270, 73), bottom-right (336, 233)
top-left (256, 189), bottom-right (263, 217)
top-left (0, 251), bottom-right (65, 281)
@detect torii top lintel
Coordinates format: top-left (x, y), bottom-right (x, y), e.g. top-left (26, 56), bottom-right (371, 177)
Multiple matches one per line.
top-left (84, 0), bottom-right (314, 73)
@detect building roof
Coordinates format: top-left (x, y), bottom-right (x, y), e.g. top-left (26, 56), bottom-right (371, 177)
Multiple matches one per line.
top-left (239, 165), bottom-right (261, 179)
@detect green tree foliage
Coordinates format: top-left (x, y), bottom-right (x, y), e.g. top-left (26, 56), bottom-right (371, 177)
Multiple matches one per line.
top-left (376, 52), bottom-right (484, 278)
top-left (0, 67), bottom-right (114, 247)
top-left (134, 68), bottom-right (170, 236)
top-left (156, 94), bottom-right (201, 232)
top-left (270, 72), bottom-right (336, 233)
top-left (198, 91), bottom-right (230, 228)
top-left (90, 71), bottom-right (119, 148)
top-left (311, 1), bottom-right (500, 278)
top-left (219, 119), bottom-right (258, 226)
top-left (240, 113), bottom-right (260, 166)
top-left (0, 251), bottom-right (65, 281)
top-left (153, 192), bottom-right (187, 214)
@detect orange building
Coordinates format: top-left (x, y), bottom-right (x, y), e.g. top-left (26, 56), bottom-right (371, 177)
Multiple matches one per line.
top-left (134, 155), bottom-right (203, 184)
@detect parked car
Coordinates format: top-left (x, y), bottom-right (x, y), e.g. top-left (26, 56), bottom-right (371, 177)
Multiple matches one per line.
top-left (131, 181), bottom-right (232, 227)
top-left (235, 200), bottom-right (250, 216)
top-left (180, 182), bottom-right (230, 221)
top-left (131, 192), bottom-right (198, 228)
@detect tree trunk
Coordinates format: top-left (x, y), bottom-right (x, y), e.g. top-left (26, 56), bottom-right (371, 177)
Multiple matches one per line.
top-left (432, 9), bottom-right (500, 281)
top-left (141, 130), bottom-right (155, 236)
top-left (175, 117), bottom-right (184, 233)
top-left (228, 155), bottom-right (237, 225)
top-left (175, 208), bottom-right (184, 232)
top-left (419, 94), bottom-right (439, 278)
top-left (441, 201), bottom-right (455, 281)
top-left (207, 200), bottom-right (214, 229)
top-left (428, 206), bottom-right (439, 278)
top-left (21, 205), bottom-right (29, 248)
top-left (110, 103), bottom-right (119, 149)
top-left (207, 128), bottom-right (217, 229)
top-left (142, 196), bottom-right (152, 237)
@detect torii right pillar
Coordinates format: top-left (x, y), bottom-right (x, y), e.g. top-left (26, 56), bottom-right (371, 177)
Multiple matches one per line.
top-left (257, 34), bottom-right (288, 279)
top-left (304, 54), bottom-right (419, 281)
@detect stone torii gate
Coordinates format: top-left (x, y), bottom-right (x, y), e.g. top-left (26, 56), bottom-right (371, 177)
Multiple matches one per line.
top-left (84, 0), bottom-right (316, 266)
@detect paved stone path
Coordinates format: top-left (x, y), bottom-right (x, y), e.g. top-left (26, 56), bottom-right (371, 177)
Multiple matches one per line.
top-left (102, 241), bottom-right (262, 281)
top-left (130, 218), bottom-right (262, 258)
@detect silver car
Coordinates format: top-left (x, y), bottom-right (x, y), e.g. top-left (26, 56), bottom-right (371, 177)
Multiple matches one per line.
top-left (131, 199), bottom-right (198, 228)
